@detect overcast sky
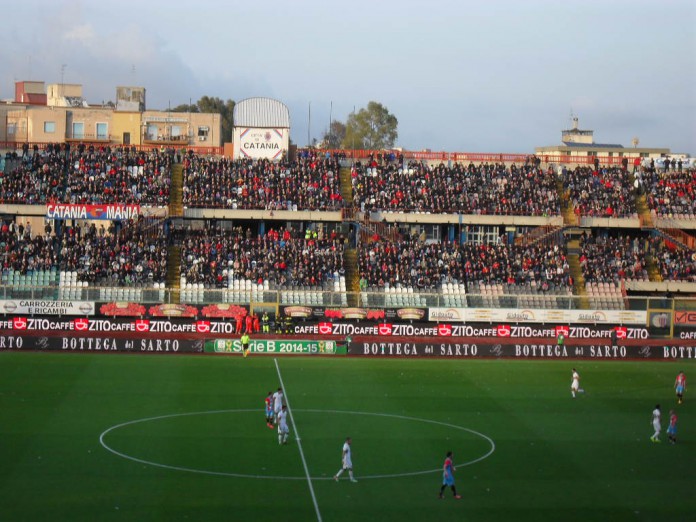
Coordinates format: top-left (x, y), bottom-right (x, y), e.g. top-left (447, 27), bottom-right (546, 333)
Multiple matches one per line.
top-left (2, 0), bottom-right (694, 154)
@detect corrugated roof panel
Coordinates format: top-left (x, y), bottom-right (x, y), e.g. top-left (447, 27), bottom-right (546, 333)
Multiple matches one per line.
top-left (234, 97), bottom-right (290, 128)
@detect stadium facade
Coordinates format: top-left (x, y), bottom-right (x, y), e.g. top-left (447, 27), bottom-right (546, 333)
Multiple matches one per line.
top-left (0, 81), bottom-right (222, 149)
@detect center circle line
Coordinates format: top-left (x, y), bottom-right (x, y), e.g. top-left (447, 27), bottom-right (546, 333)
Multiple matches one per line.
top-left (99, 408), bottom-right (496, 480)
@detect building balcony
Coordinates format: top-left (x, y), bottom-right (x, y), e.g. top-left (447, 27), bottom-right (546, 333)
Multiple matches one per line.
top-left (143, 134), bottom-right (191, 146)
top-left (65, 133), bottom-right (111, 143)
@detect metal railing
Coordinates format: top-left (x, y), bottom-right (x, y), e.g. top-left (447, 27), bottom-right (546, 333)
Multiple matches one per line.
top-left (0, 284), bottom-right (685, 313)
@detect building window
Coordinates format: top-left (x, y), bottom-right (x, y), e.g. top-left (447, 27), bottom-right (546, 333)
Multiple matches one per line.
top-left (146, 124), bottom-right (158, 141)
top-left (198, 126), bottom-right (209, 138)
top-left (72, 122), bottom-right (84, 139)
top-left (96, 122), bottom-right (108, 140)
top-left (467, 226), bottom-right (499, 245)
top-left (7, 123), bottom-right (16, 135)
top-left (44, 121), bottom-right (56, 133)
top-left (587, 151), bottom-right (597, 156)
top-left (171, 125), bottom-right (181, 137)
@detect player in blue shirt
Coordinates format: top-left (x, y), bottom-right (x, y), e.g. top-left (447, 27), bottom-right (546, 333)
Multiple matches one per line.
top-left (438, 451), bottom-right (462, 499)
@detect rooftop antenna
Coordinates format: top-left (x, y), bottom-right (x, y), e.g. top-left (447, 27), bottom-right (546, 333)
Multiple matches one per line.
top-left (329, 100), bottom-right (333, 148)
top-left (569, 108), bottom-right (579, 130)
top-left (60, 64), bottom-right (67, 95)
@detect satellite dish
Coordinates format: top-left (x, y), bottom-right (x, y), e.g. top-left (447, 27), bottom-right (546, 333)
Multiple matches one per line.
top-left (632, 137), bottom-right (639, 148)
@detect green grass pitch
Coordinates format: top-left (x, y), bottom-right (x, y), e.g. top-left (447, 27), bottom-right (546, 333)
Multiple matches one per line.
top-left (0, 352), bottom-right (693, 522)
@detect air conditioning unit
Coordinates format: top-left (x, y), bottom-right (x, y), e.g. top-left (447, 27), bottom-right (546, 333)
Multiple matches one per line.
top-left (198, 136), bottom-right (206, 141)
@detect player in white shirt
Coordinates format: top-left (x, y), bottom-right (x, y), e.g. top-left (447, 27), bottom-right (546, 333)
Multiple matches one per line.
top-left (277, 405), bottom-right (289, 445)
top-left (272, 387), bottom-right (284, 423)
top-left (571, 368), bottom-right (581, 398)
top-left (650, 404), bottom-right (662, 443)
top-left (333, 437), bottom-right (357, 483)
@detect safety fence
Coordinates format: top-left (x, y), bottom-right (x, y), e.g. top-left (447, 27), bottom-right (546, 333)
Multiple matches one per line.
top-left (0, 285), bottom-right (690, 313)
top-left (2, 141), bottom-right (645, 166)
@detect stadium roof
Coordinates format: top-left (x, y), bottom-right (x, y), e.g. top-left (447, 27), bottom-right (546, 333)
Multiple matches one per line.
top-left (561, 141), bottom-right (624, 148)
top-left (234, 97), bottom-right (290, 128)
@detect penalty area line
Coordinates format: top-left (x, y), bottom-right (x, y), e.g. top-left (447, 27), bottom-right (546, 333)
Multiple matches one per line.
top-left (274, 358), bottom-right (323, 522)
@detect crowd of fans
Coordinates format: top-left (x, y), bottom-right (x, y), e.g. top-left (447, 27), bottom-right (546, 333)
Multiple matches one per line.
top-left (578, 232), bottom-right (649, 283)
top-left (563, 166), bottom-right (637, 218)
top-left (0, 222), bottom-right (57, 273)
top-left (352, 162), bottom-right (560, 215)
top-left (3, 144), bottom-right (696, 297)
top-left (179, 225), bottom-right (345, 288)
top-left (643, 169), bottom-right (696, 218)
top-left (0, 145), bottom-right (172, 205)
top-left (0, 218), bottom-right (167, 285)
top-left (649, 236), bottom-right (696, 282)
top-left (358, 239), bottom-right (571, 290)
top-left (63, 220), bottom-right (168, 285)
top-left (182, 156), bottom-right (344, 210)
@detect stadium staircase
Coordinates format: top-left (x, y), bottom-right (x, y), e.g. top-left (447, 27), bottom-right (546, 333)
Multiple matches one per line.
top-left (169, 163), bottom-right (184, 218)
top-left (165, 163), bottom-right (184, 303)
top-left (515, 225), bottom-right (563, 246)
top-left (339, 167), bottom-right (360, 306)
top-left (646, 253), bottom-right (663, 283)
top-left (654, 223), bottom-right (696, 251)
top-left (635, 193), bottom-right (653, 229)
top-left (343, 248), bottom-right (359, 307)
top-left (339, 166), bottom-right (353, 205)
top-left (566, 238), bottom-right (589, 309)
top-left (556, 176), bottom-right (578, 226)
top-left (166, 245), bottom-right (181, 303)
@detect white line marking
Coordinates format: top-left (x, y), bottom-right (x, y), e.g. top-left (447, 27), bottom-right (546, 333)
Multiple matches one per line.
top-left (301, 409), bottom-right (496, 478)
top-left (274, 358), bottom-right (322, 522)
top-left (99, 409), bottom-right (496, 480)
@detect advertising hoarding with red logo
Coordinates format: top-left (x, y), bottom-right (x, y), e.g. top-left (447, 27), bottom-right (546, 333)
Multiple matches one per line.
top-left (428, 307), bottom-right (647, 325)
top-left (46, 204), bottom-right (141, 221)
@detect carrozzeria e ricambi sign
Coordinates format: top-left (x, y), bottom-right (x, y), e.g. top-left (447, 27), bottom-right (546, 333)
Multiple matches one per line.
top-left (0, 300), bottom-right (95, 316)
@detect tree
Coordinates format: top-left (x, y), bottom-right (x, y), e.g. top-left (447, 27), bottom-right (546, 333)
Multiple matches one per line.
top-left (171, 103), bottom-right (199, 113)
top-left (169, 98), bottom-right (234, 143)
top-left (197, 96), bottom-right (235, 144)
top-left (321, 120), bottom-right (346, 149)
top-left (342, 101), bottom-right (398, 150)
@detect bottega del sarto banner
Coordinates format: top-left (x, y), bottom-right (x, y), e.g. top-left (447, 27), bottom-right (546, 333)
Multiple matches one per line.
top-left (205, 339), bottom-right (345, 355)
top-left (349, 341), bottom-right (696, 360)
top-left (0, 334), bottom-right (203, 353)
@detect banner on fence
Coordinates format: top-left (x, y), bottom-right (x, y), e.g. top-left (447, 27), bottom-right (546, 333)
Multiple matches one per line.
top-left (349, 341), bottom-right (695, 360)
top-left (428, 307), bottom-right (647, 325)
top-left (0, 334), bottom-right (202, 353)
top-left (46, 204), bottom-right (141, 221)
top-left (0, 316), bottom-right (653, 340)
top-left (204, 338), bottom-right (345, 355)
top-left (0, 300), bottom-right (94, 316)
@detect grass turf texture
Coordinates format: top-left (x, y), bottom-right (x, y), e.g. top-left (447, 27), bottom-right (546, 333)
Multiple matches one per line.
top-left (0, 353), bottom-right (693, 522)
